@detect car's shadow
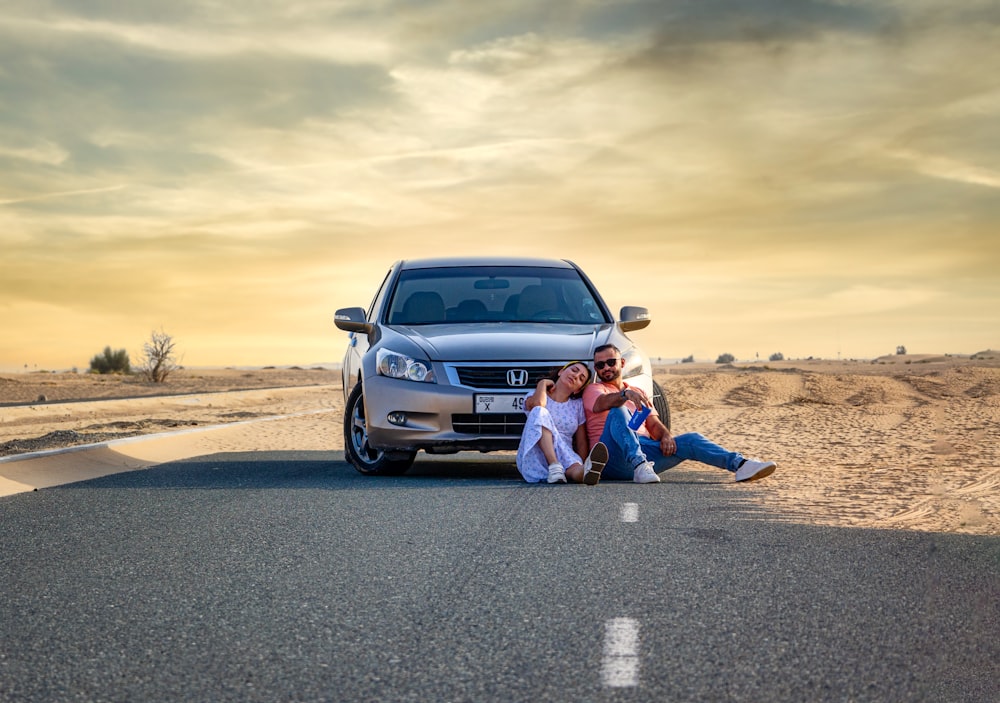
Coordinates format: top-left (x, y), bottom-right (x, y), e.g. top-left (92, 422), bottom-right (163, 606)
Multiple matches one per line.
top-left (53, 449), bottom-right (526, 491)
top-left (50, 448), bottom-right (735, 492)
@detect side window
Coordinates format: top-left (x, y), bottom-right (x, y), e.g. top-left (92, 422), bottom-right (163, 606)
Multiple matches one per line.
top-left (367, 267), bottom-right (394, 322)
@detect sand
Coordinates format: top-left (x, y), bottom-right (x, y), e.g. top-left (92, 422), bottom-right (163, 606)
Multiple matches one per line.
top-left (658, 354), bottom-right (1000, 536)
top-left (2, 357), bottom-right (998, 535)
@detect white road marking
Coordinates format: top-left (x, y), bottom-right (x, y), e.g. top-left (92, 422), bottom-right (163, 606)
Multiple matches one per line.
top-left (621, 502), bottom-right (639, 522)
top-left (602, 617), bottom-right (640, 687)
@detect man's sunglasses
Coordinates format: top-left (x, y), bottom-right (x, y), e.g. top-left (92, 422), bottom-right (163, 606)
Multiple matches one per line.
top-left (594, 358), bottom-right (620, 370)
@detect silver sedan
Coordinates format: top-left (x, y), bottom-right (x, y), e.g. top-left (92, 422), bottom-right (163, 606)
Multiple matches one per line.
top-left (334, 256), bottom-right (668, 474)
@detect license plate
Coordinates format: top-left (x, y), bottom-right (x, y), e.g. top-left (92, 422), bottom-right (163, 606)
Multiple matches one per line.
top-left (474, 394), bottom-right (526, 414)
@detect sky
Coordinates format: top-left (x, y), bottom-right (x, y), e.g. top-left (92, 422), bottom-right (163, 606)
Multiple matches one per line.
top-left (2, 0), bottom-right (999, 372)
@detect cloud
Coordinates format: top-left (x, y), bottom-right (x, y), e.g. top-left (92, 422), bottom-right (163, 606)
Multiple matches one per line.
top-left (0, 5), bottom-right (399, 226)
top-left (0, 4), bottom-right (395, 61)
top-left (0, 141), bottom-right (70, 167)
top-left (0, 184), bottom-right (126, 207)
top-left (890, 150), bottom-right (1000, 190)
top-left (0, 33), bottom-right (395, 134)
top-left (756, 284), bottom-right (941, 322)
top-left (0, 1), bottom-right (998, 366)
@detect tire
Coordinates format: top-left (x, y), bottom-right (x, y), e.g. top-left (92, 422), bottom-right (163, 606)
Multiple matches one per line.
top-left (343, 383), bottom-right (415, 475)
top-left (652, 380), bottom-right (671, 430)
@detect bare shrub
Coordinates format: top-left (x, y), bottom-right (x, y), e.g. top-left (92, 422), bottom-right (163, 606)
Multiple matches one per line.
top-left (139, 330), bottom-right (181, 383)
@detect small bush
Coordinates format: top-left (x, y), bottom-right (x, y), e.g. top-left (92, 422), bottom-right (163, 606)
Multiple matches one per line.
top-left (769, 352), bottom-right (785, 361)
top-left (89, 346), bottom-right (131, 374)
top-left (681, 355), bottom-right (695, 363)
top-left (716, 352), bottom-right (735, 364)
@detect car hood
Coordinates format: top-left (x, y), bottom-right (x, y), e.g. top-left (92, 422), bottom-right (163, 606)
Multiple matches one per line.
top-left (388, 323), bottom-right (615, 362)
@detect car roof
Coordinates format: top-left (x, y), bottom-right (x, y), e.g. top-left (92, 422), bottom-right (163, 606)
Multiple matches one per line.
top-left (397, 257), bottom-right (577, 270)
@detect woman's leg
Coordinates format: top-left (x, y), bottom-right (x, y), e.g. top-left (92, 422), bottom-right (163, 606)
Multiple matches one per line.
top-left (564, 461), bottom-right (585, 482)
top-left (538, 427), bottom-right (558, 466)
top-left (516, 406), bottom-right (558, 483)
top-left (539, 425), bottom-right (577, 484)
top-left (542, 427), bottom-right (590, 483)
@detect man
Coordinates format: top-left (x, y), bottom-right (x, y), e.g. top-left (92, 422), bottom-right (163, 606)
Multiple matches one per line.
top-left (582, 344), bottom-right (777, 484)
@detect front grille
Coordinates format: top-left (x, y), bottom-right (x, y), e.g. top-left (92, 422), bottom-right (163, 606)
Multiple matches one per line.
top-left (452, 413), bottom-right (526, 435)
top-left (455, 365), bottom-right (561, 390)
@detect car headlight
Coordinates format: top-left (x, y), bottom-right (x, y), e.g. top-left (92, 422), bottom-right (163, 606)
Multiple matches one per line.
top-left (620, 348), bottom-right (646, 380)
top-left (376, 348), bottom-right (435, 383)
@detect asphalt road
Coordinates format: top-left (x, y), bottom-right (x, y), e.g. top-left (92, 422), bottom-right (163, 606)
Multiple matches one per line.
top-left (2, 451), bottom-right (997, 702)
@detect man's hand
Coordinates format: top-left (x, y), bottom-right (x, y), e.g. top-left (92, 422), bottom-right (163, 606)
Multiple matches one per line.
top-left (622, 387), bottom-right (650, 408)
top-left (659, 431), bottom-right (677, 456)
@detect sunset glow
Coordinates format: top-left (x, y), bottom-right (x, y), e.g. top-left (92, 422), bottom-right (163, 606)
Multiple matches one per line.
top-left (2, 1), bottom-right (998, 371)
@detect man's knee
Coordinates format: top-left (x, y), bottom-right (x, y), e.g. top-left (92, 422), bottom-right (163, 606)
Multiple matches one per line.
top-left (674, 431), bottom-right (706, 445)
top-left (607, 405), bottom-right (630, 422)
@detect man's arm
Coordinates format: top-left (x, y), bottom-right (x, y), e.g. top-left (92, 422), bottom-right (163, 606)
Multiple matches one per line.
top-left (590, 386), bottom-right (650, 413)
top-left (645, 413), bottom-right (668, 441)
top-left (646, 414), bottom-right (677, 455)
top-left (590, 389), bottom-right (622, 413)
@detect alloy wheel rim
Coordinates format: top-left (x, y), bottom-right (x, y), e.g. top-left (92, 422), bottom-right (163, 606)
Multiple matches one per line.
top-left (351, 397), bottom-right (382, 465)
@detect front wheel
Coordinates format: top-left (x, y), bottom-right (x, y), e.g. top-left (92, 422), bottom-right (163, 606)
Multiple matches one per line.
top-left (652, 380), bottom-right (671, 430)
top-left (343, 383), bottom-right (415, 475)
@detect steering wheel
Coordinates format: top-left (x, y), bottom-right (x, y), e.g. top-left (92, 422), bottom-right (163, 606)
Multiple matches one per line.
top-left (530, 310), bottom-right (569, 321)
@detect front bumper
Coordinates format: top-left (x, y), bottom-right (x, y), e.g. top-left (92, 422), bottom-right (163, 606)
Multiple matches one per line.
top-left (360, 368), bottom-right (654, 455)
top-left (361, 374), bottom-right (524, 454)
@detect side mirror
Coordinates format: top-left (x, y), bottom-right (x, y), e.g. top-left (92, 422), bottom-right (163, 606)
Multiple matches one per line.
top-left (618, 306), bottom-right (651, 332)
top-left (334, 307), bottom-right (373, 334)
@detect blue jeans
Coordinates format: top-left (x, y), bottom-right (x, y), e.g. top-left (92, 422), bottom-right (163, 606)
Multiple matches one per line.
top-left (598, 406), bottom-right (745, 480)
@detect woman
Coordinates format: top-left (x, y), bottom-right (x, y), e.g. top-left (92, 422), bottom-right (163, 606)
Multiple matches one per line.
top-left (516, 361), bottom-right (608, 484)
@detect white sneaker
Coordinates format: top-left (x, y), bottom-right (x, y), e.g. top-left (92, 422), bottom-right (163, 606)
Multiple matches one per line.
top-left (583, 442), bottom-right (608, 486)
top-left (633, 462), bottom-right (660, 484)
top-left (735, 459), bottom-right (776, 482)
top-left (547, 463), bottom-right (567, 483)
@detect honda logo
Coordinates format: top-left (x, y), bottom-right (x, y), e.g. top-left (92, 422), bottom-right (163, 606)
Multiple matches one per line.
top-left (507, 369), bottom-right (529, 387)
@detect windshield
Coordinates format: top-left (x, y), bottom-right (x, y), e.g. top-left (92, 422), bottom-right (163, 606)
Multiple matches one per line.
top-left (385, 266), bottom-right (609, 325)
